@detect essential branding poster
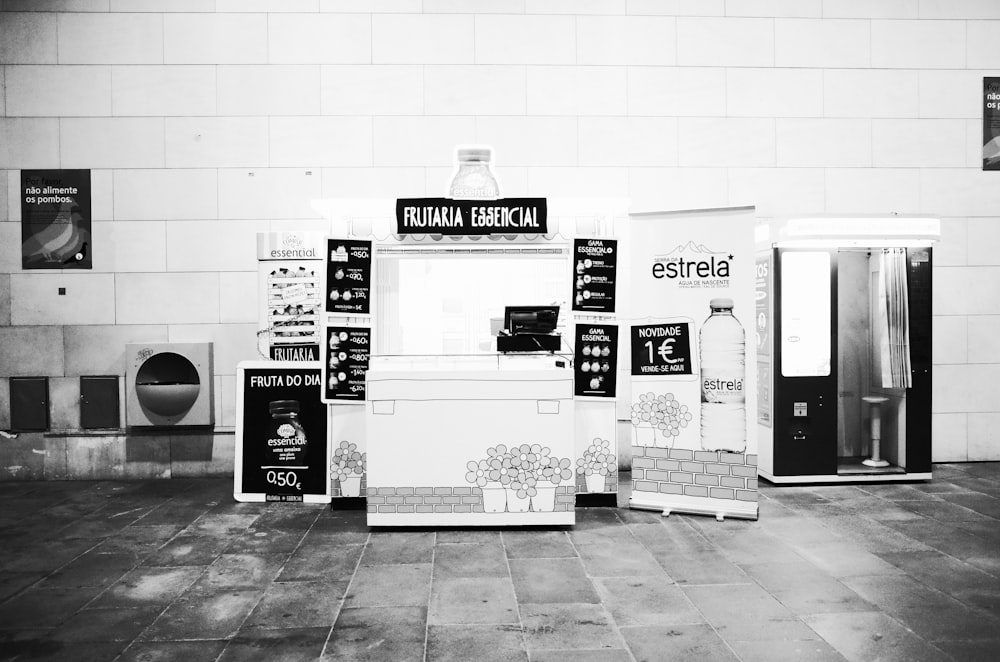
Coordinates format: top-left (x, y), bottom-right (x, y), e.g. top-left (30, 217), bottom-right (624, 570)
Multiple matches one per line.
top-left (395, 198), bottom-right (547, 235)
top-left (322, 326), bottom-right (370, 404)
top-left (572, 238), bottom-right (617, 313)
top-left (21, 169), bottom-right (91, 269)
top-left (325, 239), bottom-right (372, 315)
top-left (627, 207), bottom-right (758, 520)
top-left (574, 323), bottom-right (618, 398)
top-left (984, 77), bottom-right (1000, 170)
top-left (234, 362), bottom-right (330, 503)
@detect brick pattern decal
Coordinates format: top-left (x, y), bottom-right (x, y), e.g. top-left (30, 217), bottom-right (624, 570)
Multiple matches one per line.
top-left (365, 485), bottom-right (575, 514)
top-left (632, 447), bottom-right (758, 502)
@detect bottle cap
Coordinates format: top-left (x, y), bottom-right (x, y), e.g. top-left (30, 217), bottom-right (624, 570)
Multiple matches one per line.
top-left (709, 297), bottom-right (734, 309)
top-left (268, 400), bottom-right (300, 415)
top-left (456, 146), bottom-right (492, 163)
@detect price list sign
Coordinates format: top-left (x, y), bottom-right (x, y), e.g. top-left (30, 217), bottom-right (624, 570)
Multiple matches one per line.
top-left (235, 363), bottom-right (330, 503)
top-left (572, 238), bottom-right (617, 313)
top-left (630, 322), bottom-right (694, 376)
top-left (326, 239), bottom-right (372, 315)
top-left (574, 323), bottom-right (618, 397)
top-left (323, 326), bottom-right (371, 403)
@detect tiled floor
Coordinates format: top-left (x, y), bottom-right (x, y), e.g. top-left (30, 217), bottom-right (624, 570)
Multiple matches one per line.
top-left (1, 463), bottom-right (999, 661)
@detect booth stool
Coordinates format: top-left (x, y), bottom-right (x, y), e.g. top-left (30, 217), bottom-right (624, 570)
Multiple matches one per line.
top-left (862, 396), bottom-right (890, 468)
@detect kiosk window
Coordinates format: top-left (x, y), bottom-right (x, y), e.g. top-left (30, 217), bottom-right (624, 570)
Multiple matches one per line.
top-left (780, 251), bottom-right (831, 377)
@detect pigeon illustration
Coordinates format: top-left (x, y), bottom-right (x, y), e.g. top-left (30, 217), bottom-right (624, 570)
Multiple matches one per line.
top-left (22, 201), bottom-right (87, 265)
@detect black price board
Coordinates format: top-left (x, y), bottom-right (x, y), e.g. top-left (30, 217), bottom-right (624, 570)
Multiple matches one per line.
top-left (21, 169), bottom-right (92, 269)
top-left (574, 323), bottom-right (618, 397)
top-left (323, 326), bottom-right (370, 403)
top-left (631, 322), bottom-right (694, 376)
top-left (326, 239), bottom-right (372, 315)
top-left (395, 197), bottom-right (547, 235)
top-left (572, 238), bottom-right (617, 313)
top-left (235, 362), bottom-right (329, 503)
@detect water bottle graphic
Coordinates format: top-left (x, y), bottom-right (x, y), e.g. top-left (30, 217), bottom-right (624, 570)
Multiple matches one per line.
top-left (699, 298), bottom-right (746, 453)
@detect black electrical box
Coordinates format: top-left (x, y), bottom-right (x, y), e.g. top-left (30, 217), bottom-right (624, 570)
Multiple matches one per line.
top-left (10, 377), bottom-right (49, 432)
top-left (81, 376), bottom-right (120, 429)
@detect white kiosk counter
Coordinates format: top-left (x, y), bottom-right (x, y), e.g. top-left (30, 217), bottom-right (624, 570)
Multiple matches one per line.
top-left (365, 354), bottom-right (575, 526)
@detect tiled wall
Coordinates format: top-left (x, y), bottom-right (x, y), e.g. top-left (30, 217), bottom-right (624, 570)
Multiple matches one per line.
top-left (1, 1), bottom-right (999, 463)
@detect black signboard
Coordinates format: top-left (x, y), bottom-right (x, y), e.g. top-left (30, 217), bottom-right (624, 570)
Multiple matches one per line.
top-left (631, 322), bottom-right (694, 376)
top-left (270, 345), bottom-right (319, 362)
top-left (572, 238), bottom-right (617, 313)
top-left (985, 77), bottom-right (1000, 170)
top-left (323, 326), bottom-right (370, 403)
top-left (21, 169), bottom-right (92, 269)
top-left (235, 363), bottom-right (329, 503)
top-left (395, 198), bottom-right (547, 235)
top-left (574, 323), bottom-right (618, 397)
top-left (326, 239), bottom-right (372, 315)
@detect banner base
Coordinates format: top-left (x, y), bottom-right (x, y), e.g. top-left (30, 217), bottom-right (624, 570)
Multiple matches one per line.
top-left (629, 493), bottom-right (758, 521)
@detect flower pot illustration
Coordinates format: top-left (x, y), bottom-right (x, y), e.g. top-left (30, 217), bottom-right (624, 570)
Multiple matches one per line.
top-left (467, 443), bottom-right (573, 514)
top-left (585, 473), bottom-right (606, 493)
top-left (506, 488), bottom-right (531, 513)
top-left (340, 474), bottom-right (362, 497)
top-left (632, 424), bottom-right (657, 447)
top-left (532, 484), bottom-right (557, 512)
top-left (332, 440), bottom-right (366, 498)
top-left (577, 438), bottom-right (616, 493)
top-left (481, 482), bottom-right (507, 513)
top-left (630, 392), bottom-right (691, 449)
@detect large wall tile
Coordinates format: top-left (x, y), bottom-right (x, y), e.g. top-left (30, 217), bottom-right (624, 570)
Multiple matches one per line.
top-left (931, 412), bottom-right (967, 462)
top-left (113, 169), bottom-right (218, 221)
top-left (967, 315), bottom-right (1000, 363)
top-left (64, 324), bottom-right (168, 376)
top-left (58, 13), bottom-right (162, 64)
top-left (932, 364), bottom-right (1000, 413)
top-left (626, 67), bottom-right (725, 117)
top-left (0, 275), bottom-right (10, 327)
top-left (967, 19), bottom-right (1000, 68)
top-left (527, 0), bottom-right (623, 13)
top-left (677, 118), bottom-right (775, 167)
top-left (727, 168), bottom-right (826, 216)
top-left (577, 16), bottom-right (675, 65)
top-left (824, 168), bottom-right (920, 214)
top-left (320, 167), bottom-right (427, 198)
top-left (373, 117), bottom-right (477, 166)
top-left (578, 117), bottom-right (677, 167)
top-left (823, 0), bottom-right (917, 18)
top-left (967, 413), bottom-right (1000, 461)
top-left (219, 168), bottom-right (322, 220)
top-left (627, 0), bottom-right (724, 15)
top-left (60, 118), bottom-right (165, 169)
top-left (676, 17), bottom-right (774, 67)
top-left (110, 0), bottom-right (214, 10)
top-left (474, 15), bottom-right (575, 64)
top-left (425, 66), bottom-right (526, 115)
top-left (163, 13), bottom-right (267, 64)
top-left (321, 65), bottom-right (423, 116)
top-left (112, 65), bottom-right (216, 116)
top-left (168, 323), bottom-right (259, 376)
top-left (872, 119), bottom-right (966, 167)
top-left (222, 0), bottom-right (319, 10)
top-left (934, 266), bottom-right (1000, 316)
top-left (0, 223), bottom-right (19, 275)
top-left (0, 118), bottom-right (60, 169)
top-left (219, 272), bottom-right (257, 324)
top-left (6, 65), bottom-right (111, 117)
top-left (932, 315), bottom-right (967, 365)
top-left (476, 117), bottom-right (579, 166)
top-left (0, 326), bottom-right (64, 377)
top-left (165, 220), bottom-right (269, 272)
top-left (4, 0), bottom-right (111, 9)
top-left (871, 19), bottom-right (966, 69)
top-left (165, 117), bottom-right (268, 168)
top-left (628, 167), bottom-right (728, 213)
top-left (11, 273), bottom-right (116, 326)
top-left (920, 169), bottom-right (1000, 217)
top-left (424, 0), bottom-right (522, 12)
top-left (775, 119), bottom-right (871, 167)
top-left (919, 70), bottom-right (992, 119)
top-left (967, 218), bottom-right (1000, 266)
top-left (824, 69), bottom-right (918, 119)
top-left (218, 65), bottom-right (320, 116)
top-left (49, 376), bottom-right (78, 429)
top-left (91, 169), bottom-right (113, 221)
top-left (90, 221), bottom-right (167, 273)
top-left (920, 0), bottom-right (1000, 19)
top-left (727, 68), bottom-right (823, 118)
top-left (374, 14), bottom-right (475, 64)
top-left (0, 13), bottom-right (58, 64)
top-left (116, 272), bottom-right (220, 325)
top-left (934, 217), bottom-right (967, 267)
top-left (526, 167), bottom-right (629, 198)
top-left (269, 117), bottom-right (373, 167)
top-left (774, 18), bottom-right (870, 68)
top-left (528, 66), bottom-right (626, 116)
top-left (268, 13), bottom-right (371, 64)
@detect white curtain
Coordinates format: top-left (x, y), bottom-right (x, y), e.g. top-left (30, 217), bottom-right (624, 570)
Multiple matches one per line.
top-left (877, 249), bottom-right (912, 389)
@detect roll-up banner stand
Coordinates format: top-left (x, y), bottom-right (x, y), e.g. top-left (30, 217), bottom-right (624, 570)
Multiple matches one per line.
top-left (573, 322), bottom-right (619, 495)
top-left (234, 361), bottom-right (331, 504)
top-left (627, 206), bottom-right (758, 520)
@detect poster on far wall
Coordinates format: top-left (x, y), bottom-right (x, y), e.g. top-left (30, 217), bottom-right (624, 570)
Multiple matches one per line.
top-left (21, 169), bottom-right (91, 269)
top-left (985, 77), bottom-right (1000, 170)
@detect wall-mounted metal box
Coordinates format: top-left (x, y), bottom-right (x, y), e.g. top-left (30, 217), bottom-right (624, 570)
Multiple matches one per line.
top-left (81, 376), bottom-right (120, 429)
top-left (10, 377), bottom-right (49, 432)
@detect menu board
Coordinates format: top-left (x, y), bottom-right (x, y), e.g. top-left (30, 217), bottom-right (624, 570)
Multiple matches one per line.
top-left (630, 321), bottom-right (695, 377)
top-left (572, 238), bottom-right (617, 313)
top-left (325, 239), bottom-right (372, 315)
top-left (234, 362), bottom-right (330, 504)
top-left (574, 323), bottom-right (618, 398)
top-left (323, 326), bottom-right (371, 403)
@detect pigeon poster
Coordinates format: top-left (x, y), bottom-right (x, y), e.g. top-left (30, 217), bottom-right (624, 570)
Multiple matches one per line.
top-left (21, 170), bottom-right (92, 269)
top-left (985, 77), bottom-right (1000, 170)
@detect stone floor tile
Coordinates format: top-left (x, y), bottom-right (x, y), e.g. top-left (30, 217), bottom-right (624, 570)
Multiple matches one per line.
top-left (527, 650), bottom-right (633, 662)
top-left (49, 606), bottom-right (161, 642)
top-left (37, 550), bottom-right (138, 589)
top-left (619, 623), bottom-right (738, 662)
top-left (726, 638), bottom-right (847, 662)
top-left (787, 541), bottom-right (907, 577)
top-left (140, 588), bottom-right (264, 641)
top-left (91, 565), bottom-right (204, 608)
top-left (426, 624), bottom-right (527, 662)
top-left (219, 626), bottom-right (330, 662)
top-left (141, 533), bottom-right (231, 567)
top-left (0, 571), bottom-right (44, 602)
top-left (575, 539), bottom-right (663, 577)
top-left (277, 542), bottom-right (364, 582)
top-left (0, 586), bottom-right (103, 629)
top-left (183, 513), bottom-right (261, 538)
top-left (429, 577), bottom-right (519, 625)
top-left (509, 558), bottom-right (600, 604)
top-left (593, 575), bottom-right (703, 627)
top-left (436, 529), bottom-right (503, 544)
top-left (803, 612), bottom-right (951, 662)
top-left (502, 530), bottom-right (575, 558)
top-left (242, 580), bottom-right (346, 630)
top-left (116, 640), bottom-right (228, 662)
top-left (343, 563), bottom-right (432, 608)
top-left (646, 548), bottom-right (753, 586)
top-left (931, 639), bottom-right (1000, 662)
top-left (0, 640), bottom-right (127, 662)
top-left (360, 531), bottom-right (434, 565)
top-left (224, 527), bottom-right (305, 554)
top-left (737, 562), bottom-right (874, 616)
top-left (322, 606), bottom-right (426, 662)
top-left (190, 553), bottom-right (287, 591)
top-left (519, 603), bottom-right (621, 652)
top-left (433, 541), bottom-right (510, 579)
